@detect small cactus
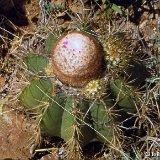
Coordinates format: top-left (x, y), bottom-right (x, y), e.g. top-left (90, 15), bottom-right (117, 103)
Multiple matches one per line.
top-left (103, 32), bottom-right (131, 69)
top-left (82, 79), bottom-right (106, 99)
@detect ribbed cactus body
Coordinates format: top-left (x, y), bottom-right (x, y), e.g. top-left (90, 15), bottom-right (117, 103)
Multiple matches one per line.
top-left (40, 93), bottom-right (66, 137)
top-left (90, 101), bottom-right (115, 143)
top-left (19, 78), bottom-right (53, 110)
top-left (40, 96), bottom-right (96, 146)
top-left (109, 79), bottom-right (138, 113)
top-left (24, 54), bottom-right (49, 74)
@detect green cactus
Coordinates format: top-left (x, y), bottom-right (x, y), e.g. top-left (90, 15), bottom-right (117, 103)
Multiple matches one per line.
top-left (109, 79), bottom-right (138, 113)
top-left (40, 93), bottom-right (66, 137)
top-left (24, 53), bottom-right (49, 74)
top-left (20, 53), bottom-right (98, 146)
top-left (19, 78), bottom-right (53, 110)
top-left (19, 52), bottom-right (122, 151)
top-left (20, 84), bottom-right (98, 146)
top-left (20, 53), bottom-right (53, 110)
top-left (73, 99), bottom-right (96, 146)
top-left (45, 33), bottom-right (57, 54)
top-left (90, 100), bottom-right (115, 143)
top-left (18, 29), bottom-right (154, 159)
top-left (40, 95), bottom-right (96, 147)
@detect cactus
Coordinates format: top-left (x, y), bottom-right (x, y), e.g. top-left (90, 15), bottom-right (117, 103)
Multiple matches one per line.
top-left (20, 81), bottom-right (98, 148)
top-left (109, 79), bottom-right (139, 114)
top-left (20, 50), bottom-right (98, 143)
top-left (18, 29), bottom-right (154, 159)
top-left (90, 100), bottom-right (115, 143)
top-left (103, 32), bottom-right (131, 70)
top-left (82, 79), bottom-right (106, 99)
top-left (40, 93), bottom-right (66, 137)
top-left (24, 53), bottom-right (49, 74)
top-left (19, 78), bottom-right (53, 110)
top-left (40, 95), bottom-right (96, 147)
top-left (45, 33), bottom-right (57, 54)
top-left (19, 34), bottom-right (132, 151)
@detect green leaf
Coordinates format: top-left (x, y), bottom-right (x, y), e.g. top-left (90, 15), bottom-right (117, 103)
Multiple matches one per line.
top-left (111, 4), bottom-right (122, 14)
top-left (24, 54), bottom-right (48, 74)
top-left (19, 78), bottom-right (53, 109)
top-left (45, 33), bottom-right (57, 54)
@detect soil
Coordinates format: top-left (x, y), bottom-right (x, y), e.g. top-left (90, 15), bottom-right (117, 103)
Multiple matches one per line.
top-left (0, 106), bottom-right (34, 159)
top-left (0, 0), bottom-right (160, 159)
top-left (0, 1), bottom-right (40, 159)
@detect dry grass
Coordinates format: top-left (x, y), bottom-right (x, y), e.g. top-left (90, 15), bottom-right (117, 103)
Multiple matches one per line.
top-left (1, 0), bottom-right (159, 159)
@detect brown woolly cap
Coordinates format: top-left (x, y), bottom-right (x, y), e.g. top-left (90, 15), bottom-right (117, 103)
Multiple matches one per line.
top-left (52, 31), bottom-right (104, 87)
